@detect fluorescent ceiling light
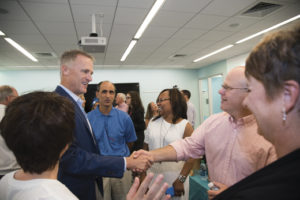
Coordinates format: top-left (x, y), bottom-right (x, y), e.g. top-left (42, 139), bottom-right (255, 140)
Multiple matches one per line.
top-left (193, 45), bottom-right (234, 63)
top-left (120, 40), bottom-right (137, 62)
top-left (134, 0), bottom-right (166, 39)
top-left (236, 14), bottom-right (300, 44)
top-left (121, 0), bottom-right (165, 62)
top-left (0, 31), bottom-right (5, 36)
top-left (4, 38), bottom-right (38, 62)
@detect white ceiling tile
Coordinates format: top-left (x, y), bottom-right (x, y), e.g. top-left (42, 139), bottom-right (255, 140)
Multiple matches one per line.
top-left (201, 0), bottom-right (257, 16)
top-left (159, 38), bottom-right (192, 52)
top-left (71, 4), bottom-right (116, 23)
top-left (36, 22), bottom-right (76, 35)
top-left (151, 10), bottom-right (195, 28)
top-left (143, 26), bottom-right (178, 39)
top-left (114, 7), bottom-right (148, 25)
top-left (199, 30), bottom-right (234, 41)
top-left (0, 21), bottom-right (40, 35)
top-left (0, 1), bottom-right (30, 21)
top-left (109, 24), bottom-right (138, 44)
top-left (71, 0), bottom-right (117, 6)
top-left (184, 14), bottom-right (226, 29)
top-left (214, 16), bottom-right (260, 32)
top-left (118, 0), bottom-right (154, 9)
top-left (162, 0), bottom-right (212, 13)
top-left (21, 0), bottom-right (68, 4)
top-left (45, 34), bottom-right (78, 45)
top-left (21, 1), bottom-right (72, 22)
top-left (171, 28), bottom-right (206, 40)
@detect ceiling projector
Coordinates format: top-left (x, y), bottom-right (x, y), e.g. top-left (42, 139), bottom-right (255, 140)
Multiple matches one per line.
top-left (79, 13), bottom-right (106, 53)
top-left (80, 34), bottom-right (107, 53)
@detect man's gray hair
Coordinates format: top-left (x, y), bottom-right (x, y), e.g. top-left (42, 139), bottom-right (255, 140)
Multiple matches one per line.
top-left (0, 85), bottom-right (14, 102)
top-left (117, 93), bottom-right (126, 101)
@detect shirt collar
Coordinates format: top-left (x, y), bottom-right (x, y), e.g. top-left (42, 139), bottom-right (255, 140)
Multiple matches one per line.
top-left (97, 106), bottom-right (116, 117)
top-left (59, 84), bottom-right (81, 103)
top-left (228, 114), bottom-right (255, 126)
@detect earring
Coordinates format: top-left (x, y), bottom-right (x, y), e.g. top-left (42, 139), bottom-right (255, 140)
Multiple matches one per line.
top-left (282, 107), bottom-right (287, 122)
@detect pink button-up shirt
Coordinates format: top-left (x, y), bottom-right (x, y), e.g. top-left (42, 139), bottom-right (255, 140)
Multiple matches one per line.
top-left (171, 112), bottom-right (277, 186)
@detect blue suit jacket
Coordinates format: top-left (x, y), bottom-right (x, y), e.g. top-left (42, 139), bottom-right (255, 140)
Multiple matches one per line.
top-left (55, 86), bottom-right (125, 200)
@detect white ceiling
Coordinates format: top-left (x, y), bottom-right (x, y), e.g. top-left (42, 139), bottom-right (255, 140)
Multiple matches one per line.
top-left (0, 0), bottom-right (299, 70)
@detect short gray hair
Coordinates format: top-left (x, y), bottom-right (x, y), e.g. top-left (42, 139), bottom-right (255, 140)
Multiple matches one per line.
top-left (0, 85), bottom-right (14, 102)
top-left (117, 93), bottom-right (126, 101)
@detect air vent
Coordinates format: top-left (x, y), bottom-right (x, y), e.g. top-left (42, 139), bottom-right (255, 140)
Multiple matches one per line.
top-left (168, 54), bottom-right (187, 60)
top-left (34, 52), bottom-right (56, 58)
top-left (242, 2), bottom-right (282, 17)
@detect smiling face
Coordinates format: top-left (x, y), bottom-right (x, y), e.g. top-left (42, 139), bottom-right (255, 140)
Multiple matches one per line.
top-left (61, 54), bottom-right (93, 96)
top-left (157, 91), bottom-right (172, 117)
top-left (218, 67), bottom-right (249, 118)
top-left (242, 76), bottom-right (282, 142)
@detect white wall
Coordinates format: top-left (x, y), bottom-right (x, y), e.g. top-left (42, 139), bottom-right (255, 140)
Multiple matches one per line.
top-left (0, 68), bottom-right (201, 127)
top-left (226, 53), bottom-right (249, 72)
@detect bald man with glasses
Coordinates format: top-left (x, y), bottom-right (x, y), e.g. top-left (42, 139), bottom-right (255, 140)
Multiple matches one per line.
top-left (135, 66), bottom-right (277, 199)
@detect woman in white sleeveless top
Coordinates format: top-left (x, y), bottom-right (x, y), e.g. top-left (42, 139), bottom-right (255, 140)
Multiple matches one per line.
top-left (144, 88), bottom-right (194, 200)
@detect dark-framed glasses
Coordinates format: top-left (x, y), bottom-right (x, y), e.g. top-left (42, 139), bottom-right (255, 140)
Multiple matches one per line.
top-left (157, 98), bottom-right (170, 103)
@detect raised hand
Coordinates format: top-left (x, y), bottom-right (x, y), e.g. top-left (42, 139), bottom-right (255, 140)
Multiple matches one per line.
top-left (126, 173), bottom-right (171, 200)
top-left (126, 152), bottom-right (153, 172)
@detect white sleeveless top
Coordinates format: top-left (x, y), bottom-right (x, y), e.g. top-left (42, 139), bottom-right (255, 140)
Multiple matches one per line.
top-left (145, 117), bottom-right (188, 150)
top-left (144, 117), bottom-right (190, 200)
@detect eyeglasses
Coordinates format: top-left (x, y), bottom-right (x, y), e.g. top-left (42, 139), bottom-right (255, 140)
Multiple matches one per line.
top-left (126, 96), bottom-right (131, 99)
top-left (221, 84), bottom-right (249, 92)
top-left (157, 98), bottom-right (170, 103)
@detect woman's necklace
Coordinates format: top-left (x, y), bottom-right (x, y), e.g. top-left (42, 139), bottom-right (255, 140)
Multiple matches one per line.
top-left (159, 118), bottom-right (172, 148)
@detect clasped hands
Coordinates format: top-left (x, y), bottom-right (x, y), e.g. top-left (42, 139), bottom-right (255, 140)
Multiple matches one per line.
top-left (126, 150), bottom-right (153, 172)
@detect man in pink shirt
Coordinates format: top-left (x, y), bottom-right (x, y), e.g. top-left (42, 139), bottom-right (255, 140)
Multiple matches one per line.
top-left (115, 93), bottom-right (129, 113)
top-left (135, 66), bottom-right (276, 199)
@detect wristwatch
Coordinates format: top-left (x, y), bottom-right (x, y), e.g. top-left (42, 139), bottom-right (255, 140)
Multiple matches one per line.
top-left (178, 175), bottom-right (187, 183)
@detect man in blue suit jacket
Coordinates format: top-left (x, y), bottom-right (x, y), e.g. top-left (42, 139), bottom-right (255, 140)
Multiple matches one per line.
top-left (55, 50), bottom-right (151, 200)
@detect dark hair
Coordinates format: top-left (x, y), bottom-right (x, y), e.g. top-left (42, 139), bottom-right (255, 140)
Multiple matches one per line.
top-left (0, 91), bottom-right (75, 174)
top-left (128, 91), bottom-right (145, 115)
top-left (181, 90), bottom-right (191, 99)
top-left (96, 81), bottom-right (116, 92)
top-left (245, 26), bottom-right (300, 99)
top-left (145, 102), bottom-right (154, 120)
top-left (154, 88), bottom-right (187, 123)
top-left (60, 49), bottom-right (94, 66)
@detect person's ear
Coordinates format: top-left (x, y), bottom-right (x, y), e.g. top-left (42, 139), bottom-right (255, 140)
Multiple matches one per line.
top-left (283, 80), bottom-right (299, 113)
top-left (61, 64), bottom-right (70, 76)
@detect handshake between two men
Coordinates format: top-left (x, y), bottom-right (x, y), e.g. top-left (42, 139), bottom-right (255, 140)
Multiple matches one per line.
top-left (124, 148), bottom-right (174, 200)
top-left (125, 149), bottom-right (155, 172)
top-left (127, 146), bottom-right (177, 172)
